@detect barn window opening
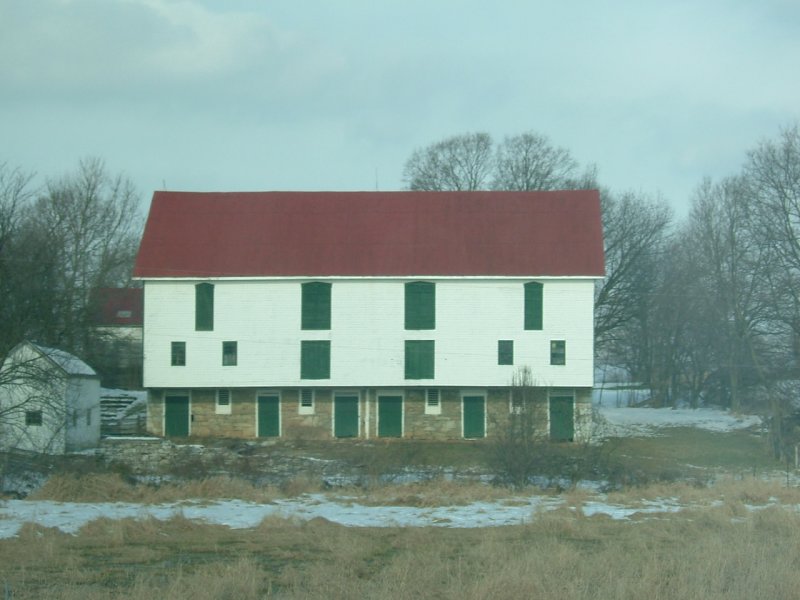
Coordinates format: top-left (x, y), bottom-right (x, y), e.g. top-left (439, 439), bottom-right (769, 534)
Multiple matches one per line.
top-left (299, 389), bottom-right (315, 415)
top-left (222, 341), bottom-right (238, 366)
top-left (425, 388), bottom-right (441, 415)
top-left (25, 410), bottom-right (43, 426)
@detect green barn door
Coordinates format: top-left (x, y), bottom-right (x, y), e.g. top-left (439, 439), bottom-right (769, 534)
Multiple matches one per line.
top-left (378, 395), bottom-right (402, 438)
top-left (334, 394), bottom-right (359, 438)
top-left (549, 396), bottom-right (574, 442)
top-left (164, 394), bottom-right (189, 437)
top-left (258, 394), bottom-right (280, 438)
top-left (463, 395), bottom-right (485, 439)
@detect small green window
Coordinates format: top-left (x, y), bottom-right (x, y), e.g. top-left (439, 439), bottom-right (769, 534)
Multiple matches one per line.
top-left (405, 340), bottom-right (435, 379)
top-left (302, 282), bottom-right (332, 330)
top-left (301, 340), bottom-right (331, 379)
top-left (405, 282), bottom-right (435, 330)
top-left (25, 410), bottom-right (43, 426)
top-left (550, 340), bottom-right (566, 365)
top-left (498, 340), bottom-right (514, 365)
top-left (171, 341), bottom-right (186, 366)
top-left (222, 341), bottom-right (238, 366)
top-left (524, 282), bottom-right (543, 330)
top-left (195, 283), bottom-right (214, 331)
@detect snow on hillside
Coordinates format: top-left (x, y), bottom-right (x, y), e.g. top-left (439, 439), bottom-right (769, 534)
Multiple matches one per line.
top-left (596, 404), bottom-right (762, 437)
top-left (592, 387), bottom-right (762, 437)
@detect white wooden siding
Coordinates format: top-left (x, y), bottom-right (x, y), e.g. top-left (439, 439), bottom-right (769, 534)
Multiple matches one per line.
top-left (63, 377), bottom-right (101, 451)
top-left (143, 279), bottom-right (595, 388)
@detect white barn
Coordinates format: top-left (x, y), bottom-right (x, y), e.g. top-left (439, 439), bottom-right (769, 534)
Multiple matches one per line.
top-left (0, 342), bottom-right (101, 453)
top-left (133, 190), bottom-right (605, 441)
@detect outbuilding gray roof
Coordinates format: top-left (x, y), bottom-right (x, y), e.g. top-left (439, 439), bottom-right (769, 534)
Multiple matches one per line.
top-left (30, 343), bottom-right (98, 377)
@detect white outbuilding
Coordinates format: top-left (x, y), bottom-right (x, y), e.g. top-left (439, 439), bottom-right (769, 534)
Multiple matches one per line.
top-left (0, 341), bottom-right (101, 453)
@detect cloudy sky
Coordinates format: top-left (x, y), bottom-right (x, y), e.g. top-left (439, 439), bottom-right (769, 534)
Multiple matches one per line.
top-left (2, 0), bottom-right (799, 214)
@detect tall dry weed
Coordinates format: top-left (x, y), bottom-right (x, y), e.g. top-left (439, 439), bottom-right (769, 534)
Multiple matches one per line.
top-left (606, 476), bottom-right (800, 512)
top-left (339, 479), bottom-right (514, 507)
top-left (163, 476), bottom-right (278, 503)
top-left (28, 473), bottom-right (282, 503)
top-left (279, 475), bottom-right (322, 497)
top-left (29, 473), bottom-right (134, 502)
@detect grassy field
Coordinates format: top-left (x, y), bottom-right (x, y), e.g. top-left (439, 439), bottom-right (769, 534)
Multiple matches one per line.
top-left (606, 427), bottom-right (776, 471)
top-left (2, 494), bottom-right (800, 599)
top-left (2, 423), bottom-right (797, 599)
top-left (274, 423), bottom-right (781, 488)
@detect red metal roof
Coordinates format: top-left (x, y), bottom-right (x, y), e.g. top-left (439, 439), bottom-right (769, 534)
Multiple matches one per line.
top-left (133, 191), bottom-right (605, 278)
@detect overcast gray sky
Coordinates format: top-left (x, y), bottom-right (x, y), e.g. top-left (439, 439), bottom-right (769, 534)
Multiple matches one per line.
top-left (2, 0), bottom-right (799, 214)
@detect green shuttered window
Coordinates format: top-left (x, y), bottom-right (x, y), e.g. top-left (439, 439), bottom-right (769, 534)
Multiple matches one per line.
top-left (195, 283), bottom-right (214, 331)
top-left (524, 281), bottom-right (543, 330)
top-left (405, 282), bottom-right (435, 330)
top-left (550, 340), bottom-right (566, 365)
top-left (222, 341), bottom-right (238, 366)
top-left (302, 282), bottom-right (332, 330)
top-left (171, 341), bottom-right (186, 366)
top-left (301, 340), bottom-right (331, 379)
top-left (498, 340), bottom-right (514, 365)
top-left (25, 410), bottom-right (43, 426)
top-left (405, 340), bottom-right (434, 379)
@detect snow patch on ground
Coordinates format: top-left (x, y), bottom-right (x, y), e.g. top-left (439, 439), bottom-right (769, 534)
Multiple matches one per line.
top-left (592, 388), bottom-right (761, 437)
top-left (596, 406), bottom-right (761, 437)
top-left (0, 494), bottom-right (722, 538)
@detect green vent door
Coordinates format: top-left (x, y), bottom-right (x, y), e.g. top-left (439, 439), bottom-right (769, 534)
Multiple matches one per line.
top-left (164, 394), bottom-right (190, 437)
top-left (463, 395), bottom-right (485, 439)
top-left (378, 395), bottom-right (402, 438)
top-left (334, 394), bottom-right (359, 438)
top-left (258, 394), bottom-right (280, 438)
top-left (549, 396), bottom-right (574, 442)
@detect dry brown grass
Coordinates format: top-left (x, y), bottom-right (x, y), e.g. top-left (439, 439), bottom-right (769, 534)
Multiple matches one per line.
top-left (605, 475), bottom-right (800, 509)
top-left (3, 498), bottom-right (800, 599)
top-left (29, 473), bottom-right (284, 504)
top-left (29, 473), bottom-right (527, 507)
top-left (333, 478), bottom-right (517, 507)
top-left (278, 475), bottom-right (323, 497)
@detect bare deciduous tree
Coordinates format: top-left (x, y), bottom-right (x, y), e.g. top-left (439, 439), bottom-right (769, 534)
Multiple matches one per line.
top-left (594, 190), bottom-right (672, 353)
top-left (685, 177), bottom-right (773, 411)
top-left (489, 366), bottom-right (550, 488)
top-left (747, 125), bottom-right (800, 347)
top-left (0, 158), bottom-right (142, 392)
top-left (32, 157), bottom-right (142, 355)
top-left (492, 132), bottom-right (581, 191)
top-left (0, 163), bottom-right (34, 254)
top-left (0, 163), bottom-right (39, 358)
top-left (403, 132), bottom-right (493, 191)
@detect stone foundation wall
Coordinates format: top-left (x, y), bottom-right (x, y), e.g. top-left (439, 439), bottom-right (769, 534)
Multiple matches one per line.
top-left (146, 390), bottom-right (163, 435)
top-left (574, 387), bottom-right (594, 442)
top-left (281, 389), bottom-right (333, 440)
top-left (190, 389), bottom-right (255, 438)
top-left (402, 389), bottom-right (461, 439)
top-left (145, 386), bottom-right (594, 442)
top-left (96, 437), bottom-right (346, 482)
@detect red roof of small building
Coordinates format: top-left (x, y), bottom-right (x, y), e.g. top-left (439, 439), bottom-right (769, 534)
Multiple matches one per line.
top-left (93, 288), bottom-right (144, 326)
top-left (133, 191), bottom-right (605, 278)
